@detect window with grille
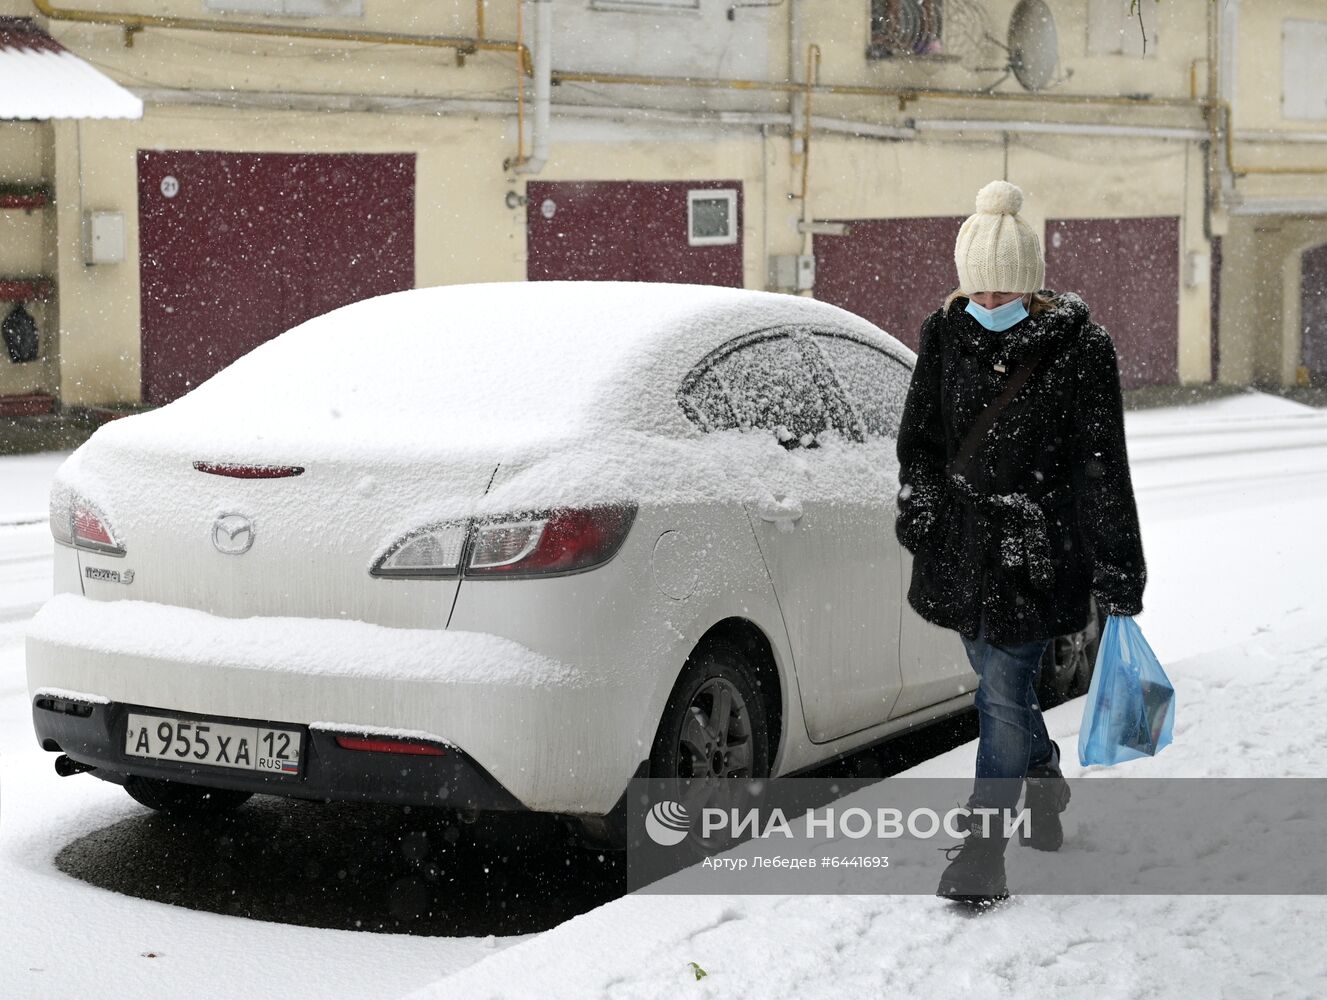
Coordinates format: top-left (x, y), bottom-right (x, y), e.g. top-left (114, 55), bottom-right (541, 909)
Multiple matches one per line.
top-left (869, 0), bottom-right (945, 59)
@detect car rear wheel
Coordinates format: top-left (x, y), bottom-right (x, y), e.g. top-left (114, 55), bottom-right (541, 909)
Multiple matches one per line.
top-left (574, 641), bottom-right (773, 852)
top-left (650, 641), bottom-right (771, 783)
top-left (1037, 599), bottom-right (1105, 708)
top-left (634, 642), bottom-right (772, 855)
top-left (124, 776), bottom-right (253, 816)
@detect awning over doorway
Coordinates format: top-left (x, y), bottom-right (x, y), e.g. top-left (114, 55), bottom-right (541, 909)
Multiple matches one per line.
top-left (0, 17), bottom-right (142, 120)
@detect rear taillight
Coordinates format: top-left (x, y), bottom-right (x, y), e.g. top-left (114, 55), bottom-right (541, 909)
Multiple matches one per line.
top-left (73, 502), bottom-right (125, 555)
top-left (467, 506), bottom-right (636, 577)
top-left (370, 523), bottom-right (468, 578)
top-left (370, 505), bottom-right (635, 580)
top-left (50, 488), bottom-right (125, 556)
top-left (334, 735), bottom-right (447, 757)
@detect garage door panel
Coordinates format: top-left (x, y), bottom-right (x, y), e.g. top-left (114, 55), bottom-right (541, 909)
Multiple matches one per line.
top-left (633, 182), bottom-right (743, 287)
top-left (527, 180), bottom-right (742, 287)
top-left (526, 182), bottom-right (636, 282)
top-left (1045, 217), bottom-right (1179, 388)
top-left (139, 151), bottom-right (415, 404)
top-left (814, 217), bottom-right (966, 352)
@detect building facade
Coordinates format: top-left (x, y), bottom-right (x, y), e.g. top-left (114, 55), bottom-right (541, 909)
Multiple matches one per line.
top-left (1, 0), bottom-right (1325, 410)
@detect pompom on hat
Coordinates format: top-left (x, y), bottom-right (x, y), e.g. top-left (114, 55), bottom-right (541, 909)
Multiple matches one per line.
top-left (954, 180), bottom-right (1045, 295)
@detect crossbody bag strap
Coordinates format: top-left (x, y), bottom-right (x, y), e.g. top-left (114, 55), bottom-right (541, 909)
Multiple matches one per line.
top-left (948, 345), bottom-right (1054, 479)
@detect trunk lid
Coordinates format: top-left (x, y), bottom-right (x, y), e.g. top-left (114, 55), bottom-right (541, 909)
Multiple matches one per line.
top-left (70, 439), bottom-right (499, 629)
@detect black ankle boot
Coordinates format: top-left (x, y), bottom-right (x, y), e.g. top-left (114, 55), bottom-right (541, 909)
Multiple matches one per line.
top-left (936, 818), bottom-right (1010, 905)
top-left (1021, 741), bottom-right (1071, 852)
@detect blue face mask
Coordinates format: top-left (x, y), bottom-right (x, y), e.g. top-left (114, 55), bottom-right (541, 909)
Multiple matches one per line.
top-left (965, 296), bottom-right (1029, 332)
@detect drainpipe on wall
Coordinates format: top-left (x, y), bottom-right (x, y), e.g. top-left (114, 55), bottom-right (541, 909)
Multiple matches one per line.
top-left (788, 0), bottom-right (802, 160)
top-left (513, 0), bottom-right (552, 176)
top-left (798, 43), bottom-right (820, 291)
top-left (1214, 0), bottom-right (1239, 205)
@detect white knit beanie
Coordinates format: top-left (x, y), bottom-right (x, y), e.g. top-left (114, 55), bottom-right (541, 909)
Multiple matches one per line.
top-left (954, 180), bottom-right (1045, 295)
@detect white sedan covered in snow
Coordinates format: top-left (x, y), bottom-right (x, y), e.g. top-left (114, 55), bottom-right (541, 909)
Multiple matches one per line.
top-left (26, 282), bottom-right (1096, 840)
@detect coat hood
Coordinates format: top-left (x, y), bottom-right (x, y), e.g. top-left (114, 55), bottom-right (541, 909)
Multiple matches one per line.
top-left (945, 289), bottom-right (1092, 365)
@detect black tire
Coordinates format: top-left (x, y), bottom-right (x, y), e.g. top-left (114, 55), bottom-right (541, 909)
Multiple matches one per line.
top-left (649, 640), bottom-right (772, 782)
top-left (124, 776), bottom-right (253, 817)
top-left (638, 641), bottom-right (772, 857)
top-left (575, 642), bottom-right (774, 852)
top-left (1037, 599), bottom-right (1106, 708)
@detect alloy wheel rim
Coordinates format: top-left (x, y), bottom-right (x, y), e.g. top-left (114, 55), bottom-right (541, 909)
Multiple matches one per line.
top-left (675, 677), bottom-right (755, 780)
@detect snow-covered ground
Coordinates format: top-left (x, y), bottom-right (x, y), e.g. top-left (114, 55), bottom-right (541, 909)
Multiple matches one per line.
top-left (3, 390), bottom-right (1326, 999)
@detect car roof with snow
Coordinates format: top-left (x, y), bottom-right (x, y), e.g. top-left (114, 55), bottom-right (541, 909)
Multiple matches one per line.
top-left (89, 282), bottom-right (902, 461)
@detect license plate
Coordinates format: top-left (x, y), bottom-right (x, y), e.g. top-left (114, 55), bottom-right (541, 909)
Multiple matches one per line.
top-left (125, 712), bottom-right (302, 776)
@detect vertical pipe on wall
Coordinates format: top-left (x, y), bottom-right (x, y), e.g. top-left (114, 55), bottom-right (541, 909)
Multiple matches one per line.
top-left (798, 43), bottom-right (820, 286)
top-left (1215, 0), bottom-right (1239, 203)
top-left (514, 0), bottom-right (552, 175)
top-left (513, 0), bottom-right (526, 168)
top-left (788, 0), bottom-right (802, 158)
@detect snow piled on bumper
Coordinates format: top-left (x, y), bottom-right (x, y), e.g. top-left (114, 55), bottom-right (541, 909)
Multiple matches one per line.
top-left (27, 594), bottom-right (582, 688)
top-left (25, 596), bottom-right (646, 812)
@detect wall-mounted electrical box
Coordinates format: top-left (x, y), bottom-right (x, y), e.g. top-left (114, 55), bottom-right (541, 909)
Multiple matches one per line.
top-left (1185, 250), bottom-right (1210, 288)
top-left (770, 253), bottom-right (816, 292)
top-left (84, 211), bottom-right (125, 265)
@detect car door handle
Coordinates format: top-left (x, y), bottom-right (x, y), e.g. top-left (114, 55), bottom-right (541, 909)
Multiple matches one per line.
top-left (757, 496), bottom-right (804, 523)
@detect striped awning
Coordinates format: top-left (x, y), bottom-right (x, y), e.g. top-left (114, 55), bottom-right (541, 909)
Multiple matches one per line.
top-left (0, 18), bottom-right (142, 120)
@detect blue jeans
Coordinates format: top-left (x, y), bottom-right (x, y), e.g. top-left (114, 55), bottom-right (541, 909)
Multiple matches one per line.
top-left (961, 623), bottom-right (1053, 812)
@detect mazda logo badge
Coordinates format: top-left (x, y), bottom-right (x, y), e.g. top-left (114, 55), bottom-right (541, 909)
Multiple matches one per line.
top-left (212, 513), bottom-right (255, 555)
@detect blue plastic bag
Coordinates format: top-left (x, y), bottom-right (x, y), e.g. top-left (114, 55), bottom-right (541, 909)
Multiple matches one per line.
top-left (1078, 616), bottom-right (1176, 766)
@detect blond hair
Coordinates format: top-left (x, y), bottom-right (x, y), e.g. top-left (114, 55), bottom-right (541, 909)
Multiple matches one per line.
top-left (943, 289), bottom-right (1055, 318)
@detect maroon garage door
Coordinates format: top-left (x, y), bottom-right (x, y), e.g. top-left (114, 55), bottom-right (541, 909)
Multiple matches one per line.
top-left (138, 151), bottom-right (415, 404)
top-left (526, 181), bottom-right (743, 286)
top-left (1302, 243), bottom-right (1327, 384)
top-left (813, 217), bottom-right (966, 352)
top-left (1045, 217), bottom-right (1179, 388)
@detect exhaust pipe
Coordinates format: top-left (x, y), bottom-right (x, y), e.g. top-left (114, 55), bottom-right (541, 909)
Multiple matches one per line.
top-left (54, 755), bottom-right (96, 777)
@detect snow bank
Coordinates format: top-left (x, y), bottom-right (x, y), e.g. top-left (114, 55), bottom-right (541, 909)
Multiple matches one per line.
top-left (0, 451), bottom-right (70, 524)
top-left (405, 620), bottom-right (1327, 1000)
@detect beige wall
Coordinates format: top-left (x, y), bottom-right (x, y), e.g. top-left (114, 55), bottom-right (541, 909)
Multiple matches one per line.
top-left (1234, 0), bottom-right (1327, 129)
top-left (800, 0), bottom-right (1203, 103)
top-left (51, 104), bottom-right (771, 403)
top-left (59, 107), bottom-right (1219, 403)
top-left (11, 0), bottom-right (1327, 402)
top-left (1220, 216), bottom-right (1327, 386)
top-left (53, 108), bottom-right (518, 404)
top-left (1225, 0), bottom-right (1327, 188)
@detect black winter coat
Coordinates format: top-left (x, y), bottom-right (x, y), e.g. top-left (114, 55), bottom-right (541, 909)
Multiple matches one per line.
top-left (895, 291), bottom-right (1146, 646)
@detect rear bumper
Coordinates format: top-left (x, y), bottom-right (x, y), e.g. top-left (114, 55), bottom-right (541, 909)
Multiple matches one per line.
top-left (27, 594), bottom-right (646, 814)
top-left (33, 696), bottom-right (524, 811)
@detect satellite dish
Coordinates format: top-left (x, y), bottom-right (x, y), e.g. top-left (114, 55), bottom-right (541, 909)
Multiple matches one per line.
top-left (1007, 0), bottom-right (1059, 91)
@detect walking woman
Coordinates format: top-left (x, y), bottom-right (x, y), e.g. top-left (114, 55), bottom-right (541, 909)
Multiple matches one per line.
top-left (894, 180), bottom-right (1147, 904)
